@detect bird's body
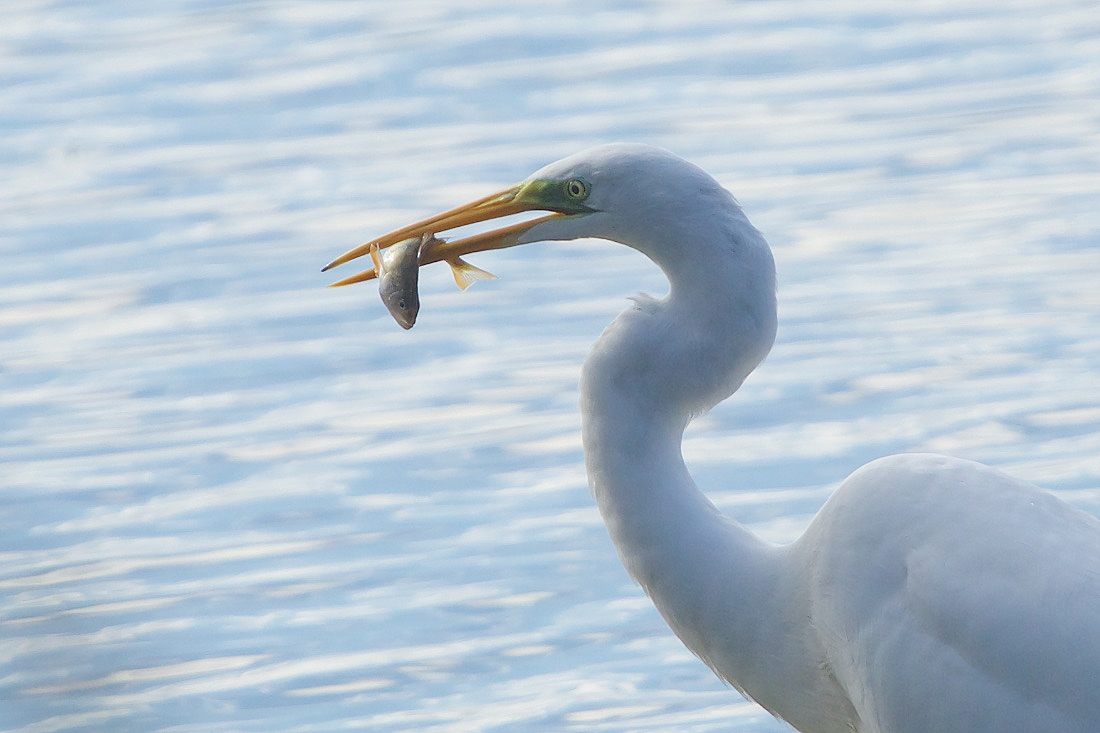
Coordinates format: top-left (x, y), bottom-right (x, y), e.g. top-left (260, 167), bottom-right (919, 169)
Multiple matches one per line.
top-left (325, 143), bottom-right (1100, 732)
top-left (793, 454), bottom-right (1100, 733)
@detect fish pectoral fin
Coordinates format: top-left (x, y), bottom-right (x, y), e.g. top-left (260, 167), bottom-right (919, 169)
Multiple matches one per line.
top-left (369, 243), bottom-right (385, 277)
top-left (447, 257), bottom-right (498, 291)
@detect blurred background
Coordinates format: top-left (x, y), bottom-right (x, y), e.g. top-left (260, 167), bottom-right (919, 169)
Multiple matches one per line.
top-left (2, 1), bottom-right (1099, 731)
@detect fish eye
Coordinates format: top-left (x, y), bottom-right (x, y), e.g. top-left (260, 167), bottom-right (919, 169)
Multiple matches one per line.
top-left (398, 299), bottom-right (407, 309)
top-left (564, 178), bottom-right (589, 200)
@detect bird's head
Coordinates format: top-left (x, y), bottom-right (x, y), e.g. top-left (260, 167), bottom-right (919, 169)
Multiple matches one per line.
top-left (322, 143), bottom-right (740, 286)
top-left (324, 144), bottom-right (776, 418)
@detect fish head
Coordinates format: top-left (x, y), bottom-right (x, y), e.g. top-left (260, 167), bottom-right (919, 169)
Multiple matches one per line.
top-left (379, 276), bottom-right (419, 329)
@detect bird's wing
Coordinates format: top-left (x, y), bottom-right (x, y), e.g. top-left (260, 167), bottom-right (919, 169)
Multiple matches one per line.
top-left (810, 454), bottom-right (1100, 733)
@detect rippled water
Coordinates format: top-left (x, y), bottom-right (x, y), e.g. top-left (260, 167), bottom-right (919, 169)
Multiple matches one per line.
top-left (3, 2), bottom-right (1100, 731)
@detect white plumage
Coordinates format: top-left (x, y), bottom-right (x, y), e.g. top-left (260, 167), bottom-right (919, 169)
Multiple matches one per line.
top-left (325, 144), bottom-right (1100, 732)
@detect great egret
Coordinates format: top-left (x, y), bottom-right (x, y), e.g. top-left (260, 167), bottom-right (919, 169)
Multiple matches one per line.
top-left (324, 144), bottom-right (1100, 732)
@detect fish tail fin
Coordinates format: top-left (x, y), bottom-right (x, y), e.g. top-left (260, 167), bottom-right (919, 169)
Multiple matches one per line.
top-left (447, 257), bottom-right (498, 291)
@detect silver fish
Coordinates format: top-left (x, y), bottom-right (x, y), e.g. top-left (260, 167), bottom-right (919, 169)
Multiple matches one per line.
top-left (370, 235), bottom-right (426, 329)
top-left (368, 234), bottom-right (499, 328)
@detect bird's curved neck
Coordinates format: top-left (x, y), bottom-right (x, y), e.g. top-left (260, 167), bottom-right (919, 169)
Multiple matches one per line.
top-left (579, 214), bottom-right (780, 681)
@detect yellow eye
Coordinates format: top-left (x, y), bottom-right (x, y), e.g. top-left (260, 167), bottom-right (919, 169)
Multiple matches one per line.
top-left (565, 178), bottom-right (589, 200)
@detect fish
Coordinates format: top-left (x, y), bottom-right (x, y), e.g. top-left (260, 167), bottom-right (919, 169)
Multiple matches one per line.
top-left (370, 235), bottom-right (426, 329)
top-left (368, 234), bottom-right (497, 329)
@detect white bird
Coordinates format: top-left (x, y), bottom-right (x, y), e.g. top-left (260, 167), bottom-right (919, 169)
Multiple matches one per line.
top-left (324, 144), bottom-right (1100, 733)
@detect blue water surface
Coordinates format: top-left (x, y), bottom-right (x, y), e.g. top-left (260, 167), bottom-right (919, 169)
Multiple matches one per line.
top-left (3, 1), bottom-right (1100, 731)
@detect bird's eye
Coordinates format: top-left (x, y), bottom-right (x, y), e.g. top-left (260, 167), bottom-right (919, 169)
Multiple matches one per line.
top-left (564, 178), bottom-right (589, 200)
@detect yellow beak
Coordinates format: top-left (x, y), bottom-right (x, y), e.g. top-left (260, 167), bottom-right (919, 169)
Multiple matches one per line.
top-left (322, 184), bottom-right (564, 287)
